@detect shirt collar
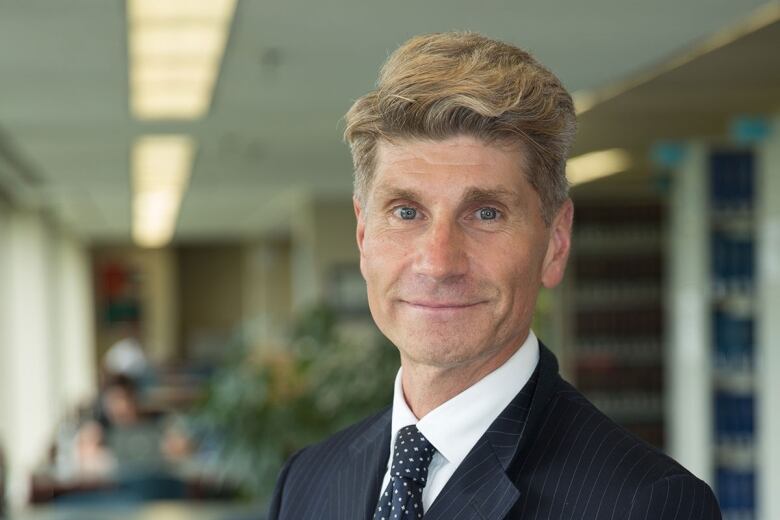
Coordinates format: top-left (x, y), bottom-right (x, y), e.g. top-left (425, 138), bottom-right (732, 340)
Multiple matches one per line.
top-left (389, 331), bottom-right (540, 467)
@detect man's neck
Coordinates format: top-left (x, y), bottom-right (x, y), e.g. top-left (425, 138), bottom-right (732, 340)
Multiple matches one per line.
top-left (400, 345), bottom-right (521, 419)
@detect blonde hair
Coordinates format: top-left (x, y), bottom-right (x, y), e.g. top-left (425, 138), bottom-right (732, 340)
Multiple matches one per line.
top-left (344, 32), bottom-right (576, 225)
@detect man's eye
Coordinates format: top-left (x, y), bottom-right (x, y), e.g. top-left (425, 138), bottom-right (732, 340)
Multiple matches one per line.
top-left (477, 207), bottom-right (499, 220)
top-left (395, 207), bottom-right (417, 220)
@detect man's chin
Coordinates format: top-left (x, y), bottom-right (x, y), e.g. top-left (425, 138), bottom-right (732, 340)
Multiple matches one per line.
top-left (396, 339), bottom-right (482, 369)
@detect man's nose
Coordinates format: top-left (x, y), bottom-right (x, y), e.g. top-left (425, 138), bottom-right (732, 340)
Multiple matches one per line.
top-left (413, 218), bottom-right (468, 281)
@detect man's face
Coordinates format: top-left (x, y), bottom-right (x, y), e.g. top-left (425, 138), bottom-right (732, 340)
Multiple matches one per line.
top-left (354, 135), bottom-right (572, 370)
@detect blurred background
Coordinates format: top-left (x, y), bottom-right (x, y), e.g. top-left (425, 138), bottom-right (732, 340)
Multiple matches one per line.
top-left (1, 1), bottom-right (779, 519)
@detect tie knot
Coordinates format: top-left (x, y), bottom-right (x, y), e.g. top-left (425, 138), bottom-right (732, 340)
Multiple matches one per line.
top-left (390, 425), bottom-right (436, 486)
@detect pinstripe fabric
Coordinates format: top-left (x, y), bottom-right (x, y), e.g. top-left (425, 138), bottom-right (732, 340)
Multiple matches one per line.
top-left (268, 343), bottom-right (722, 519)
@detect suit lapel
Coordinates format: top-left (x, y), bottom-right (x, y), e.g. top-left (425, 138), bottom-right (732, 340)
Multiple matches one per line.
top-left (423, 437), bottom-right (521, 520)
top-left (424, 342), bottom-right (561, 520)
top-left (330, 408), bottom-right (391, 520)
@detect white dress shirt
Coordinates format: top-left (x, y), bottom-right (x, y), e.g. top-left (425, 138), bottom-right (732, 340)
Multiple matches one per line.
top-left (378, 331), bottom-right (540, 512)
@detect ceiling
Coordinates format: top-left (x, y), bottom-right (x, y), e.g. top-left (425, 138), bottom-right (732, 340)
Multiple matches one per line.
top-left (0, 0), bottom-right (774, 243)
top-left (575, 3), bottom-right (780, 155)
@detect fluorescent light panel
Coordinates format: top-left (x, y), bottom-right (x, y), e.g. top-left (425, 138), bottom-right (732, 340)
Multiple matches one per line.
top-left (131, 60), bottom-right (216, 85)
top-left (128, 0), bottom-right (237, 120)
top-left (129, 0), bottom-right (237, 22)
top-left (132, 136), bottom-right (195, 248)
top-left (130, 25), bottom-right (227, 58)
top-left (567, 148), bottom-right (631, 186)
top-left (133, 86), bottom-right (211, 119)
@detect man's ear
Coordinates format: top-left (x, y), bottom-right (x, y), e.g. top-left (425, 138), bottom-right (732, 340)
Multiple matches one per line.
top-left (541, 198), bottom-right (573, 289)
top-left (354, 196), bottom-right (366, 258)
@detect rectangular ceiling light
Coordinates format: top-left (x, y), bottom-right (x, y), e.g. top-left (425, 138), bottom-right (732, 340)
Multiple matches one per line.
top-left (132, 135), bottom-right (195, 248)
top-left (128, 0), bottom-right (237, 22)
top-left (133, 84), bottom-right (212, 120)
top-left (130, 25), bottom-right (227, 59)
top-left (566, 148), bottom-right (632, 186)
top-left (127, 0), bottom-right (237, 120)
top-left (131, 59), bottom-right (216, 85)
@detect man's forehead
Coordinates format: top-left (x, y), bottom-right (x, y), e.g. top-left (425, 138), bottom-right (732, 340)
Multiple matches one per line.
top-left (371, 137), bottom-right (530, 204)
top-left (376, 136), bottom-right (524, 169)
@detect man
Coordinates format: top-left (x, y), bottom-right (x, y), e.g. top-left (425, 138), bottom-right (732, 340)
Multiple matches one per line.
top-left (269, 32), bottom-right (721, 519)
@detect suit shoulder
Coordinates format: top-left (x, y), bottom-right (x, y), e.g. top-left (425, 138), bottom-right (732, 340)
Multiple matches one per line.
top-left (551, 378), bottom-right (690, 477)
top-left (514, 377), bottom-right (719, 517)
top-left (284, 405), bottom-right (390, 476)
top-left (626, 473), bottom-right (722, 519)
top-left (268, 407), bottom-right (391, 519)
top-left (302, 406), bottom-right (390, 457)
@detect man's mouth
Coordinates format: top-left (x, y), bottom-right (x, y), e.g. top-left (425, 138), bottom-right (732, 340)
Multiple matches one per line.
top-left (401, 300), bottom-right (484, 310)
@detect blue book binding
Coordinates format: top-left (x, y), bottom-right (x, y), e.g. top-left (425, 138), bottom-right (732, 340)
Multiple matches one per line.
top-left (709, 150), bottom-right (757, 518)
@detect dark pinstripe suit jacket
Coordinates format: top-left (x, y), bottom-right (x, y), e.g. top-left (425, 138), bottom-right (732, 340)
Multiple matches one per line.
top-left (269, 343), bottom-right (722, 519)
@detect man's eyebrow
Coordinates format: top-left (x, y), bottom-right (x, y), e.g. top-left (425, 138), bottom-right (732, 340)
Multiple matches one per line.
top-left (373, 186), bottom-right (422, 202)
top-left (460, 187), bottom-right (522, 206)
top-left (371, 185), bottom-right (523, 206)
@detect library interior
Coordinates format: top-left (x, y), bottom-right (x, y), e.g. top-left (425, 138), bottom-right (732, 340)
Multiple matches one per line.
top-left (0, 1), bottom-right (779, 519)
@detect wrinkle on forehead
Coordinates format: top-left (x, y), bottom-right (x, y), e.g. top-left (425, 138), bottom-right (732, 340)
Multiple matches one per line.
top-left (377, 135), bottom-right (527, 171)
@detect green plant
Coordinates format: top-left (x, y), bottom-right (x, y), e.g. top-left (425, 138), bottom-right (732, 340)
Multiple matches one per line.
top-left (195, 305), bottom-right (398, 501)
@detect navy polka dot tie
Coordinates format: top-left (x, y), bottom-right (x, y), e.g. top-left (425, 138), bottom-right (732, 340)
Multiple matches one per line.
top-left (373, 424), bottom-right (436, 520)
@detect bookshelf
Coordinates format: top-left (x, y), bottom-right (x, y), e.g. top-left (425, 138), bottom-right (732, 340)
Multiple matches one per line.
top-left (668, 130), bottom-right (780, 520)
top-left (569, 200), bottom-right (667, 449)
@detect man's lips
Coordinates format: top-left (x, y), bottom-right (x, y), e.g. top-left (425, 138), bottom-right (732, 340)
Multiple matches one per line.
top-left (401, 300), bottom-right (485, 309)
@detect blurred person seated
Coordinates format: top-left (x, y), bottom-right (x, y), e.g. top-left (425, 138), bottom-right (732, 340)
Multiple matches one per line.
top-left (99, 375), bottom-right (169, 474)
top-left (52, 376), bottom-right (195, 503)
top-left (73, 420), bottom-right (116, 479)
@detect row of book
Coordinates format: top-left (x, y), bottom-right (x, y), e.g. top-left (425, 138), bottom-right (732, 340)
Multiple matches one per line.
top-left (714, 391), bottom-right (755, 440)
top-left (576, 363), bottom-right (662, 393)
top-left (587, 392), bottom-right (663, 423)
top-left (713, 311), bottom-right (754, 368)
top-left (572, 202), bottom-right (666, 450)
top-left (709, 150), bottom-right (757, 517)
top-left (709, 151), bottom-right (754, 211)
top-left (711, 233), bottom-right (755, 290)
top-left (576, 254), bottom-right (662, 280)
top-left (575, 339), bottom-right (662, 363)
top-left (575, 203), bottom-right (663, 223)
top-left (576, 307), bottom-right (662, 337)
top-left (716, 468), bottom-right (756, 518)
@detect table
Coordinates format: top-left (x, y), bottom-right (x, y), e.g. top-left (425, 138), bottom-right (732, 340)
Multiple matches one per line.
top-left (16, 501), bottom-right (265, 520)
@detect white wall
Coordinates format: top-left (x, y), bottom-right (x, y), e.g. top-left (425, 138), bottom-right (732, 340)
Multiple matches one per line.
top-left (55, 232), bottom-right (97, 409)
top-left (757, 118), bottom-right (780, 520)
top-left (1, 210), bottom-right (58, 507)
top-left (665, 142), bottom-right (714, 484)
top-left (243, 238), bottom-right (292, 345)
top-left (144, 248), bottom-right (178, 364)
top-left (0, 198), bottom-right (11, 501)
top-left (290, 193), bottom-right (321, 312)
top-left (0, 206), bottom-right (96, 510)
top-left (290, 195), bottom-right (360, 313)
